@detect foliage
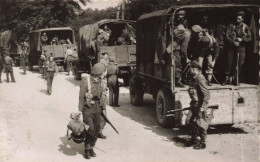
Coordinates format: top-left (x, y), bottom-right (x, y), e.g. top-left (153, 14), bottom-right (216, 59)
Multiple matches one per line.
top-left (0, 0), bottom-right (90, 42)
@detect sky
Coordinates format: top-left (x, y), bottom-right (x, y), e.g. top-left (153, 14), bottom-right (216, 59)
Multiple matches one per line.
top-left (77, 0), bottom-right (121, 10)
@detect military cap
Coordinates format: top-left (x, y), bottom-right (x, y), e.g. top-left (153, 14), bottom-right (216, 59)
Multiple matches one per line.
top-left (91, 63), bottom-right (106, 76)
top-left (236, 11), bottom-right (245, 17)
top-left (177, 10), bottom-right (186, 15)
top-left (190, 60), bottom-right (202, 70)
top-left (191, 25), bottom-right (204, 33)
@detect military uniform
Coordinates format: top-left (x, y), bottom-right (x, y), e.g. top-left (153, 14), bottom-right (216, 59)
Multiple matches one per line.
top-left (78, 63), bottom-right (106, 159)
top-left (65, 48), bottom-right (73, 75)
top-left (107, 58), bottom-right (120, 106)
top-left (166, 25), bottom-right (190, 87)
top-left (187, 61), bottom-right (210, 149)
top-left (45, 60), bottom-right (58, 94)
top-left (20, 49), bottom-right (28, 74)
top-left (39, 53), bottom-right (47, 78)
top-left (4, 55), bottom-right (15, 83)
top-left (225, 18), bottom-right (251, 85)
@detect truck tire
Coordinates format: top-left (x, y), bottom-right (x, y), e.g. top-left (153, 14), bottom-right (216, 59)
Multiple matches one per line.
top-left (123, 75), bottom-right (130, 86)
top-left (129, 76), bottom-right (144, 106)
top-left (156, 89), bottom-right (175, 128)
top-left (74, 66), bottom-right (81, 80)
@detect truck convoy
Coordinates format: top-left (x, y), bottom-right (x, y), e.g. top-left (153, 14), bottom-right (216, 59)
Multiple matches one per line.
top-left (130, 4), bottom-right (259, 128)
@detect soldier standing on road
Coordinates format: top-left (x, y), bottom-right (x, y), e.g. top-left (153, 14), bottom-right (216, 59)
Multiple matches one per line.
top-left (185, 60), bottom-right (210, 149)
top-left (107, 57), bottom-right (120, 107)
top-left (65, 45), bottom-right (73, 75)
top-left (45, 55), bottom-right (58, 95)
top-left (0, 54), bottom-right (4, 83)
top-left (224, 11), bottom-right (251, 85)
top-left (39, 50), bottom-right (47, 78)
top-left (78, 63), bottom-right (106, 159)
top-left (20, 46), bottom-right (28, 75)
top-left (4, 51), bottom-right (16, 83)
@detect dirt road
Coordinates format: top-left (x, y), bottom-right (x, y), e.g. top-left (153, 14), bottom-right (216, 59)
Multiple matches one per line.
top-left (0, 67), bottom-right (259, 162)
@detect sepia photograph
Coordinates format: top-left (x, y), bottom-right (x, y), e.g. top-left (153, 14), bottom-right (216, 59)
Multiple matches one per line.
top-left (0, 0), bottom-right (259, 161)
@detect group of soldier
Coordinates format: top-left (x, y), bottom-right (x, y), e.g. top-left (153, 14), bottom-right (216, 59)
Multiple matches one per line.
top-left (78, 52), bottom-right (120, 159)
top-left (168, 10), bottom-right (251, 87)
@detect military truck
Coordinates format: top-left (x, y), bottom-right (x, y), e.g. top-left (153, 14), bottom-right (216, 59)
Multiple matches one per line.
top-left (28, 27), bottom-right (77, 70)
top-left (74, 19), bottom-right (136, 85)
top-left (130, 4), bottom-right (259, 128)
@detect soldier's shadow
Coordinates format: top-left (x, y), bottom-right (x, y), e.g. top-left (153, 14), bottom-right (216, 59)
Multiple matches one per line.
top-left (58, 136), bottom-right (84, 156)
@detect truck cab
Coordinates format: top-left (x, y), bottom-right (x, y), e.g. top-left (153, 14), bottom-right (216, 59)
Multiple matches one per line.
top-left (74, 19), bottom-right (136, 85)
top-left (29, 27), bottom-right (77, 70)
top-left (130, 4), bottom-right (259, 128)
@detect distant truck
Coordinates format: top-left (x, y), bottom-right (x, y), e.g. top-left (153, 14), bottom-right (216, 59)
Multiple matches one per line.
top-left (28, 27), bottom-right (77, 70)
top-left (74, 19), bottom-right (136, 85)
top-left (130, 4), bottom-right (259, 128)
top-left (0, 30), bottom-right (22, 65)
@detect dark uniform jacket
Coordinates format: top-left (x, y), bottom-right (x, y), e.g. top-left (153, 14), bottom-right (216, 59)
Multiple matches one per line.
top-left (189, 73), bottom-right (210, 115)
top-left (78, 76), bottom-right (104, 112)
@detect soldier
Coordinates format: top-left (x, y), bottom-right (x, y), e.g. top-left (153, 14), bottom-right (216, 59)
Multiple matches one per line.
top-left (189, 25), bottom-right (219, 86)
top-left (39, 50), bottom-right (47, 78)
top-left (107, 57), bottom-right (120, 107)
top-left (0, 54), bottom-right (4, 83)
top-left (65, 45), bottom-right (73, 75)
top-left (224, 11), bottom-right (251, 85)
top-left (166, 24), bottom-right (190, 87)
top-left (186, 60), bottom-right (210, 149)
top-left (174, 10), bottom-right (188, 28)
top-left (45, 55), bottom-right (58, 95)
top-left (20, 45), bottom-right (28, 74)
top-left (4, 51), bottom-right (16, 83)
top-left (78, 63), bottom-right (106, 159)
top-left (41, 32), bottom-right (48, 46)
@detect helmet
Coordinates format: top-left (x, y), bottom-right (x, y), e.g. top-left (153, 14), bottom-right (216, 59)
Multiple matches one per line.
top-left (71, 132), bottom-right (85, 144)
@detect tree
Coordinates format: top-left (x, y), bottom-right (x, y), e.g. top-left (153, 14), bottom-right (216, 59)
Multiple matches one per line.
top-left (0, 0), bottom-right (90, 42)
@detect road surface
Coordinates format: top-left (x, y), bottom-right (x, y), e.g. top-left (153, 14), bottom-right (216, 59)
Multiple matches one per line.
top-left (0, 67), bottom-right (259, 162)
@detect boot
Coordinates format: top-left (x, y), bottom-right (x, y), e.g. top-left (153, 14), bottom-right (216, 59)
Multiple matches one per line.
top-left (97, 133), bottom-right (107, 139)
top-left (207, 74), bottom-right (212, 86)
top-left (193, 142), bottom-right (206, 149)
top-left (175, 78), bottom-right (185, 88)
top-left (84, 149), bottom-right (91, 159)
top-left (89, 149), bottom-right (96, 157)
top-left (185, 138), bottom-right (197, 147)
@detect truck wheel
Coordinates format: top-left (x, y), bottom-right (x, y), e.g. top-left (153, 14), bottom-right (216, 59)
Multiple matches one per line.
top-left (129, 76), bottom-right (144, 106)
top-left (123, 75), bottom-right (130, 86)
top-left (156, 89), bottom-right (175, 128)
top-left (74, 66), bottom-right (81, 80)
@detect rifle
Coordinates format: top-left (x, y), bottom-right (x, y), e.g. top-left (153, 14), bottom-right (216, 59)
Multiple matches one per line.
top-left (101, 110), bottom-right (119, 134)
top-left (166, 104), bottom-right (219, 117)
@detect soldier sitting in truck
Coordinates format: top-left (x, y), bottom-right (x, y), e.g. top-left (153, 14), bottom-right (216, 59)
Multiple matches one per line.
top-left (41, 32), bottom-right (48, 46)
